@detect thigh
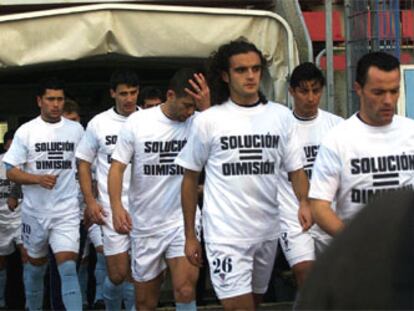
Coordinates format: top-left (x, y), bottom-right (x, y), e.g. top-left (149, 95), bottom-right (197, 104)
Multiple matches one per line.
top-left (205, 242), bottom-right (254, 300)
top-left (252, 239), bottom-right (278, 295)
top-left (21, 213), bottom-right (49, 258)
top-left (49, 213), bottom-right (80, 255)
top-left (167, 256), bottom-right (199, 290)
top-left (279, 230), bottom-right (315, 267)
top-left (166, 226), bottom-right (198, 289)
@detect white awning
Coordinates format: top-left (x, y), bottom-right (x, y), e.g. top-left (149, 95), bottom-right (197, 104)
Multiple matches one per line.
top-left (0, 3), bottom-right (299, 103)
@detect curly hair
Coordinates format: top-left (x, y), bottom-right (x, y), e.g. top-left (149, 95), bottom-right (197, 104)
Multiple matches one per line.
top-left (207, 39), bottom-right (268, 105)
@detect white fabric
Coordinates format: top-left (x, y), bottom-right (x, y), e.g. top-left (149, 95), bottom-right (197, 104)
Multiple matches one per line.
top-left (101, 212), bottom-right (130, 256)
top-left (278, 109), bottom-right (343, 249)
top-left (0, 153), bottom-right (21, 225)
top-left (0, 4), bottom-right (299, 104)
top-left (131, 225), bottom-right (186, 282)
top-left (3, 116), bottom-right (84, 217)
top-left (0, 223), bottom-right (22, 256)
top-left (310, 114), bottom-right (414, 223)
top-left (22, 211), bottom-right (80, 258)
top-left (112, 105), bottom-right (196, 237)
top-left (176, 100), bottom-right (303, 244)
top-left (76, 107), bottom-right (132, 212)
top-left (205, 239), bottom-right (278, 299)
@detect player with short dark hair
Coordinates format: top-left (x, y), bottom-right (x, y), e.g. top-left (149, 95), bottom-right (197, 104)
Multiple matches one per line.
top-left (108, 67), bottom-right (209, 311)
top-left (3, 77), bottom-right (84, 310)
top-left (310, 51), bottom-right (414, 237)
top-left (278, 62), bottom-right (343, 287)
top-left (76, 69), bottom-right (140, 310)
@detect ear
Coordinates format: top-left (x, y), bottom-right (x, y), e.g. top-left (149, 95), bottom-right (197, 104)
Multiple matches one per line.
top-left (354, 81), bottom-right (362, 97)
top-left (36, 96), bottom-right (42, 108)
top-left (166, 89), bottom-right (176, 102)
top-left (288, 87), bottom-right (294, 97)
top-left (110, 89), bottom-right (116, 99)
top-left (222, 71), bottom-right (229, 83)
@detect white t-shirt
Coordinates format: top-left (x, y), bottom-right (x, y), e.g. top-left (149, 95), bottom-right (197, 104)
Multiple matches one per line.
top-left (112, 105), bottom-right (195, 237)
top-left (310, 114), bottom-right (414, 223)
top-left (278, 109), bottom-right (343, 237)
top-left (176, 100), bottom-right (304, 243)
top-left (0, 153), bottom-right (21, 226)
top-left (75, 108), bottom-right (132, 210)
top-left (3, 116), bottom-right (84, 217)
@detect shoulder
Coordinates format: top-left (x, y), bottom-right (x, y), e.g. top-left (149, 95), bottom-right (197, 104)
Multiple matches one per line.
top-left (393, 115), bottom-right (414, 128)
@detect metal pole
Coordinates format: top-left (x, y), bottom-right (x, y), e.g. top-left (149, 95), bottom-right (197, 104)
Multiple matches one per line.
top-left (344, 0), bottom-right (355, 116)
top-left (325, 0), bottom-right (335, 113)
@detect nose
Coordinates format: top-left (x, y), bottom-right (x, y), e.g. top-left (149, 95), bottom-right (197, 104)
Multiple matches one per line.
top-left (308, 91), bottom-right (315, 102)
top-left (383, 92), bottom-right (395, 105)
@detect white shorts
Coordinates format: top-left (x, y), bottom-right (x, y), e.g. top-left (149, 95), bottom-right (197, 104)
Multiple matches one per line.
top-left (205, 239), bottom-right (278, 300)
top-left (0, 223), bottom-right (22, 256)
top-left (279, 230), bottom-right (315, 267)
top-left (131, 225), bottom-right (186, 282)
top-left (22, 212), bottom-right (80, 258)
top-left (82, 224), bottom-right (103, 258)
top-left (102, 208), bottom-right (130, 256)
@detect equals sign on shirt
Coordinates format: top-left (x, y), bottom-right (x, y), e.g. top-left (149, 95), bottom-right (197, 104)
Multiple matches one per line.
top-left (48, 151), bottom-right (64, 160)
top-left (239, 149), bottom-right (263, 161)
top-left (372, 173), bottom-right (400, 187)
top-left (159, 152), bottom-right (178, 163)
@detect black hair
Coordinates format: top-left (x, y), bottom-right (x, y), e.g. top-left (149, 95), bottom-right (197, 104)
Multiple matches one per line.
top-left (110, 69), bottom-right (140, 91)
top-left (207, 39), bottom-right (268, 105)
top-left (3, 129), bottom-right (15, 143)
top-left (36, 77), bottom-right (65, 97)
top-left (290, 62), bottom-right (325, 88)
top-left (356, 52), bottom-right (400, 87)
top-left (168, 68), bottom-right (198, 98)
top-left (137, 86), bottom-right (163, 107)
top-left (63, 98), bottom-right (80, 114)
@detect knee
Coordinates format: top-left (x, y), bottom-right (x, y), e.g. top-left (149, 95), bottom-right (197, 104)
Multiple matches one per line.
top-left (108, 269), bottom-right (126, 285)
top-left (136, 296), bottom-right (158, 310)
top-left (174, 283), bottom-right (195, 303)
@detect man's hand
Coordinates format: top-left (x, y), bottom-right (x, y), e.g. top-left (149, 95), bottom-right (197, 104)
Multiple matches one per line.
top-left (185, 73), bottom-right (210, 111)
top-left (38, 174), bottom-right (58, 189)
top-left (298, 200), bottom-right (313, 231)
top-left (85, 200), bottom-right (106, 225)
top-left (7, 197), bottom-right (18, 211)
top-left (185, 236), bottom-right (203, 268)
top-left (112, 207), bottom-right (132, 234)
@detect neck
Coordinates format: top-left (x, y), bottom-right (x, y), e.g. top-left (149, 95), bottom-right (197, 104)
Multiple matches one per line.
top-left (41, 115), bottom-right (61, 124)
top-left (161, 102), bottom-right (178, 121)
top-left (293, 109), bottom-right (318, 121)
top-left (230, 94), bottom-right (260, 107)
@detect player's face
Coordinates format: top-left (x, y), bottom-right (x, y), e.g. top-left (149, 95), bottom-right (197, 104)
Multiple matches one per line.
top-left (355, 66), bottom-right (400, 126)
top-left (222, 51), bottom-right (262, 105)
top-left (63, 111), bottom-right (80, 122)
top-left (37, 89), bottom-right (64, 123)
top-left (171, 94), bottom-right (196, 122)
top-left (111, 84), bottom-right (139, 117)
top-left (290, 80), bottom-right (323, 118)
top-left (143, 98), bottom-right (162, 109)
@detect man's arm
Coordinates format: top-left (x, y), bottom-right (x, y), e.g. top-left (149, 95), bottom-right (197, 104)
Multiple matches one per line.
top-left (288, 168), bottom-right (312, 231)
top-left (6, 166), bottom-right (57, 189)
top-left (78, 159), bottom-right (106, 225)
top-left (181, 169), bottom-right (203, 267)
top-left (310, 198), bottom-right (344, 236)
top-left (108, 160), bottom-right (131, 234)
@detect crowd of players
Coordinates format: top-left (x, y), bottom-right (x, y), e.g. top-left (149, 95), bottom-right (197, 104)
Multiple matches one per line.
top-left (0, 39), bottom-right (412, 311)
